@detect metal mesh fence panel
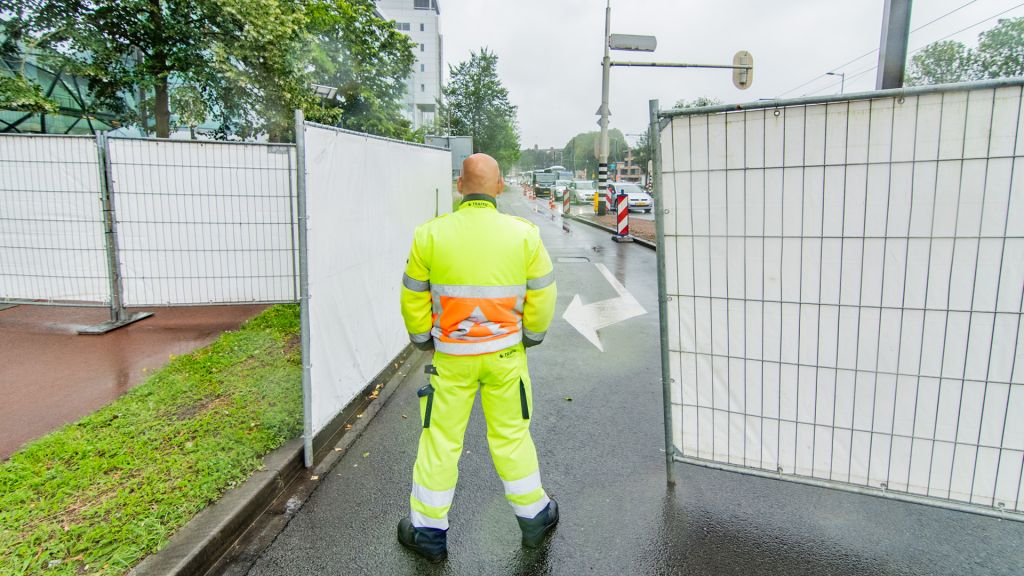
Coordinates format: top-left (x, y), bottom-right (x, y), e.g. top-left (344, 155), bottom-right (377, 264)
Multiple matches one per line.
top-left (107, 138), bottom-right (298, 306)
top-left (0, 134), bottom-right (109, 305)
top-left (658, 81), bottom-right (1024, 518)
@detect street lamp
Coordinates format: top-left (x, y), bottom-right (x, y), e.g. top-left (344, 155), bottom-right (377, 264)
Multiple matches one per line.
top-left (826, 71), bottom-right (846, 94)
top-left (310, 83), bottom-right (338, 100)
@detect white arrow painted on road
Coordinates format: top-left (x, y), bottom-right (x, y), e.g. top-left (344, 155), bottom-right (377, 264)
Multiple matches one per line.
top-left (562, 263), bottom-right (647, 351)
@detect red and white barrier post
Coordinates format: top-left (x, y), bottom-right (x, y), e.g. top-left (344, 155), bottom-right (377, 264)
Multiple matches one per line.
top-left (611, 192), bottom-right (633, 243)
top-left (605, 185), bottom-right (615, 213)
top-left (563, 188), bottom-right (571, 215)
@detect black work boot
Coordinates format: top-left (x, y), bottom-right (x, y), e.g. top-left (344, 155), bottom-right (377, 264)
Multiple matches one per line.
top-left (517, 498), bottom-right (559, 548)
top-left (397, 517), bottom-right (448, 563)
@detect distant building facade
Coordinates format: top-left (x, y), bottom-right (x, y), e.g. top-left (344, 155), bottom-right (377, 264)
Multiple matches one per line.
top-left (612, 149), bottom-right (643, 183)
top-left (376, 0), bottom-right (443, 130)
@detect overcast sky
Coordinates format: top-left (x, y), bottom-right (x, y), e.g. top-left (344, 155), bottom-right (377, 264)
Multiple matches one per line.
top-left (436, 0), bottom-right (1024, 149)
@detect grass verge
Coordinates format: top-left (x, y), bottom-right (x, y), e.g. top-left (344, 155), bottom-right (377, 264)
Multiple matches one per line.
top-left (0, 304), bottom-right (302, 576)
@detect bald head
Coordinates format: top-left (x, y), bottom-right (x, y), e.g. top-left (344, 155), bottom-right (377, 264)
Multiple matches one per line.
top-left (457, 153), bottom-right (504, 198)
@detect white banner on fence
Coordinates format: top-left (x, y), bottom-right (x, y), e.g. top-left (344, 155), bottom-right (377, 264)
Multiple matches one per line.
top-left (108, 138), bottom-right (298, 306)
top-left (303, 124), bottom-right (450, 441)
top-left (660, 83), bottom-right (1024, 515)
top-left (0, 135), bottom-right (109, 304)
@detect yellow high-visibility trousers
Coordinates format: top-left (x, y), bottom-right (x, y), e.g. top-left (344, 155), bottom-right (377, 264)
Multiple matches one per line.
top-left (409, 343), bottom-right (549, 530)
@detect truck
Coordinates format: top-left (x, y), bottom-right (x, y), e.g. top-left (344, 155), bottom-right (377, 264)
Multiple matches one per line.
top-left (531, 170), bottom-right (557, 197)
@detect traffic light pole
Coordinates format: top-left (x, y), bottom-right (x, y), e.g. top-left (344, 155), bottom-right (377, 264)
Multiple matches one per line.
top-left (596, 0), bottom-right (612, 215)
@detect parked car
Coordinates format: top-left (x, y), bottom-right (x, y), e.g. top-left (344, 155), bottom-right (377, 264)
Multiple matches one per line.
top-left (610, 183), bottom-right (653, 213)
top-left (569, 180), bottom-right (596, 204)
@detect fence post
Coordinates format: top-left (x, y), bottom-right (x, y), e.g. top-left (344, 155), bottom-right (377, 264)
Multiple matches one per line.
top-left (651, 99), bottom-right (676, 486)
top-left (295, 110), bottom-right (314, 468)
top-left (79, 132), bottom-right (152, 334)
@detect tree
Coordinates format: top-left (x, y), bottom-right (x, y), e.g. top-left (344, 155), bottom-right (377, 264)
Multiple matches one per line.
top-left (906, 40), bottom-right (978, 86)
top-left (170, 84), bottom-right (208, 139)
top-left (440, 48), bottom-right (521, 170)
top-left (9, 0), bottom-right (218, 137)
top-left (972, 17), bottom-right (1024, 80)
top-left (631, 130), bottom-right (650, 178)
top-left (907, 17), bottom-right (1024, 86)
top-left (0, 74), bottom-right (57, 113)
top-left (2, 0), bottom-right (417, 141)
top-left (673, 96), bottom-right (722, 109)
top-left (547, 129), bottom-right (628, 178)
top-left (209, 0), bottom-right (312, 141)
top-left (303, 0), bottom-right (416, 139)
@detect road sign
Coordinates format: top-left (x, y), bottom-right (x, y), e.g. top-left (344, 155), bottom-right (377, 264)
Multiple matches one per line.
top-left (732, 51), bottom-right (753, 90)
top-left (609, 34), bottom-right (657, 52)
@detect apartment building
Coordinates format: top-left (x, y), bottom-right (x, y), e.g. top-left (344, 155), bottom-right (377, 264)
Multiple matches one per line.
top-left (376, 0), bottom-right (443, 130)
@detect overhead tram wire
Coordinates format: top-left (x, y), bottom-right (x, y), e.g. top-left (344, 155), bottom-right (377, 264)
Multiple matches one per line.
top-left (776, 0), bottom-right (985, 98)
top-left (801, 0), bottom-right (1024, 97)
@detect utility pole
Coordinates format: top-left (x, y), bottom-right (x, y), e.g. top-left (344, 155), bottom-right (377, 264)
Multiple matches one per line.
top-left (876, 0), bottom-right (913, 89)
top-left (597, 0), bottom-right (612, 214)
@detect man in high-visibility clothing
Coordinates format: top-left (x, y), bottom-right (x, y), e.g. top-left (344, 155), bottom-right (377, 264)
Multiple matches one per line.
top-left (398, 153), bottom-right (559, 562)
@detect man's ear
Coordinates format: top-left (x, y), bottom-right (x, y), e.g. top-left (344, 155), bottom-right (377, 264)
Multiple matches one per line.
top-left (496, 178), bottom-right (505, 196)
top-left (456, 176), bottom-right (463, 194)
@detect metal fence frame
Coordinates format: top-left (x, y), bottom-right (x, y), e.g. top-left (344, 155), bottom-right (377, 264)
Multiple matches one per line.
top-left (1, 132), bottom-right (299, 332)
top-left (1, 132), bottom-right (109, 309)
top-left (653, 77), bottom-right (1024, 522)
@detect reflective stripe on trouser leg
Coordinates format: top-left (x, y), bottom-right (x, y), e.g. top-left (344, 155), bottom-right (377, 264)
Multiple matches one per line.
top-left (478, 343), bottom-right (550, 519)
top-left (410, 359), bottom-right (478, 530)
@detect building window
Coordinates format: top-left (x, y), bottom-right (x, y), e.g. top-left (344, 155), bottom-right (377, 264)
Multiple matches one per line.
top-left (420, 43), bottom-right (425, 52)
top-left (414, 0), bottom-right (432, 9)
top-left (421, 84), bottom-right (425, 92)
top-left (420, 63), bottom-right (425, 72)
top-left (420, 23), bottom-right (425, 32)
top-left (394, 22), bottom-right (410, 31)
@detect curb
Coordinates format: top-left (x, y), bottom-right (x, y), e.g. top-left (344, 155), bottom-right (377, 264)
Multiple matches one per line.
top-left (129, 349), bottom-right (427, 576)
top-left (128, 439), bottom-right (304, 576)
top-left (564, 213), bottom-right (658, 251)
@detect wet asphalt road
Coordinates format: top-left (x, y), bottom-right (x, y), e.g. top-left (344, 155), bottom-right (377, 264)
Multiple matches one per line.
top-left (243, 190), bottom-right (1023, 575)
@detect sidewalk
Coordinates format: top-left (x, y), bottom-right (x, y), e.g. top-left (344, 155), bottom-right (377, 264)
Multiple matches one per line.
top-left (0, 304), bottom-right (265, 459)
top-left (237, 193), bottom-right (1023, 575)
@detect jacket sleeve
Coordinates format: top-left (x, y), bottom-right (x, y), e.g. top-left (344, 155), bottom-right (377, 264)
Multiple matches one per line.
top-left (522, 228), bottom-right (556, 347)
top-left (401, 226), bottom-right (434, 350)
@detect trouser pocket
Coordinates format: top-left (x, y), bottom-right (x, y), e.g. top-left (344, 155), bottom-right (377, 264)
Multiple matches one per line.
top-left (418, 383), bottom-right (435, 428)
top-left (519, 379), bottom-right (530, 420)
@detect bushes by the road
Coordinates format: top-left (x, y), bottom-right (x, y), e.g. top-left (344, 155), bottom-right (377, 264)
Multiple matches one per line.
top-left (0, 304), bottom-right (302, 576)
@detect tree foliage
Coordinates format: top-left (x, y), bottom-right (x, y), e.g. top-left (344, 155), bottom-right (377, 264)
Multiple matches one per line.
top-left (1, 0), bottom-right (418, 141)
top-left (672, 96), bottom-right (722, 109)
top-left (0, 74), bottom-right (57, 113)
top-left (304, 0), bottom-right (416, 139)
top-left (907, 17), bottom-right (1024, 86)
top-left (439, 48), bottom-right (521, 170)
top-left (547, 129), bottom-right (628, 177)
top-left (631, 130), bottom-right (650, 177)
top-left (170, 84), bottom-right (208, 139)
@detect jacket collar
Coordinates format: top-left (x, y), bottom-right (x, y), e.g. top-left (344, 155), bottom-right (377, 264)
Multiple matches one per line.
top-left (458, 194), bottom-right (498, 210)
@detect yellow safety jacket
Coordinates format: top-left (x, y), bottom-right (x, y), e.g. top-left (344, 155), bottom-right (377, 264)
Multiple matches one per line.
top-left (401, 194), bottom-right (557, 356)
